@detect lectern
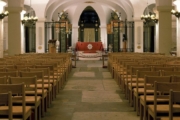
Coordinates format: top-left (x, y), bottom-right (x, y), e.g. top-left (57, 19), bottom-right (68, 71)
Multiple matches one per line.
top-left (48, 39), bottom-right (56, 53)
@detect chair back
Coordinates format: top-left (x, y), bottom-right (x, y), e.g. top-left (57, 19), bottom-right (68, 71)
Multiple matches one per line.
top-left (169, 90), bottom-right (180, 120)
top-left (19, 71), bottom-right (44, 98)
top-left (9, 76), bottom-right (38, 106)
top-left (152, 67), bottom-right (174, 72)
top-left (0, 83), bottom-right (26, 120)
top-left (154, 82), bottom-right (180, 120)
top-left (143, 76), bottom-right (172, 119)
top-left (161, 71), bottom-right (180, 76)
top-left (0, 76), bottom-right (7, 84)
top-left (0, 92), bottom-right (12, 120)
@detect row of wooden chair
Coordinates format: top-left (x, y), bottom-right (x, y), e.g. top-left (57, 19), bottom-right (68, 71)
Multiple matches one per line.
top-left (108, 52), bottom-right (180, 120)
top-left (0, 53), bottom-right (72, 120)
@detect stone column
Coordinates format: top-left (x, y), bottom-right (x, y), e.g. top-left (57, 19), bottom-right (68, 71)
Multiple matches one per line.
top-left (100, 26), bottom-right (107, 49)
top-left (20, 10), bottom-right (26, 54)
top-left (4, 17), bottom-right (8, 52)
top-left (0, 19), bottom-right (3, 58)
top-left (154, 20), bottom-right (159, 53)
top-left (36, 18), bottom-right (46, 53)
top-left (176, 18), bottom-right (180, 56)
top-left (6, 6), bottom-right (22, 55)
top-left (156, 0), bottom-right (173, 55)
top-left (72, 26), bottom-right (79, 48)
top-left (134, 18), bottom-right (144, 52)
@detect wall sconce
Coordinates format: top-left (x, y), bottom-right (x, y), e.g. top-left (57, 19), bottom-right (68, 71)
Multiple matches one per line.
top-left (0, 1), bottom-right (8, 19)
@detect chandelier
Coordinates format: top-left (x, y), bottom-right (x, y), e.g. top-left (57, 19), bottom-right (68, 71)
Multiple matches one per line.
top-left (0, 1), bottom-right (9, 19)
top-left (21, 0), bottom-right (38, 25)
top-left (171, 0), bottom-right (180, 18)
top-left (141, 0), bottom-right (158, 23)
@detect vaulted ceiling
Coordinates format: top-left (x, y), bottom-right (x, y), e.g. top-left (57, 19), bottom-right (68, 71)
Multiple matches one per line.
top-left (22, 0), bottom-right (158, 25)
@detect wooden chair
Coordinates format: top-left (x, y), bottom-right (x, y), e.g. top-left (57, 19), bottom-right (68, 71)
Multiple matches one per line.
top-left (0, 76), bottom-right (7, 84)
top-left (0, 92), bottom-right (12, 120)
top-left (0, 84), bottom-right (32, 120)
top-left (0, 68), bottom-right (5, 72)
top-left (159, 90), bottom-right (180, 120)
top-left (152, 67), bottom-right (174, 73)
top-left (9, 76), bottom-right (41, 120)
top-left (127, 67), bottom-right (152, 107)
top-left (29, 68), bottom-right (53, 105)
top-left (0, 71), bottom-right (18, 83)
top-left (147, 82), bottom-right (180, 120)
top-left (0, 65), bottom-right (15, 69)
top-left (169, 90), bottom-right (180, 120)
top-left (133, 71), bottom-right (160, 115)
top-left (139, 76), bottom-right (171, 120)
top-left (161, 71), bottom-right (180, 76)
top-left (19, 71), bottom-right (47, 117)
top-left (36, 65), bottom-right (61, 92)
top-left (0, 71), bottom-right (18, 77)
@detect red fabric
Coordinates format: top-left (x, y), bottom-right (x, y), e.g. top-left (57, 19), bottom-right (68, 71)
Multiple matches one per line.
top-left (76, 42), bottom-right (103, 53)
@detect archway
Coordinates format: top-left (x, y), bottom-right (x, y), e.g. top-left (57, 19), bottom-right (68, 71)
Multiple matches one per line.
top-left (78, 6), bottom-right (100, 42)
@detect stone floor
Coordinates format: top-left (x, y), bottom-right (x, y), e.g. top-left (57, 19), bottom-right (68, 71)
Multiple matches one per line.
top-left (42, 60), bottom-right (139, 120)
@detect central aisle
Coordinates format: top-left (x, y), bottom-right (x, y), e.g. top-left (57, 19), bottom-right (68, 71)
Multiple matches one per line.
top-left (42, 60), bottom-right (139, 120)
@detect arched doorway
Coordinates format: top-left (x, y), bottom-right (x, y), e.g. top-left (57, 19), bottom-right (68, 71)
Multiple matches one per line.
top-left (78, 6), bottom-right (100, 42)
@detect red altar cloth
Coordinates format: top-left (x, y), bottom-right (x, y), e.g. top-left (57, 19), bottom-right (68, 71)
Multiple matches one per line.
top-left (76, 42), bottom-right (103, 53)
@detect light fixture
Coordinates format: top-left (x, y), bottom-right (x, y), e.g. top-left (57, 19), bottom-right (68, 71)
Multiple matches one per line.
top-left (111, 10), bottom-right (121, 20)
top-left (21, 0), bottom-right (38, 25)
top-left (171, 0), bottom-right (180, 18)
top-left (141, 0), bottom-right (158, 23)
top-left (0, 1), bottom-right (9, 19)
top-left (58, 10), bottom-right (68, 21)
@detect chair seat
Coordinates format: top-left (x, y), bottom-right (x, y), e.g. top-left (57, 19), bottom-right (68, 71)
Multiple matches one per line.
top-left (148, 104), bottom-right (180, 113)
top-left (30, 84), bottom-right (52, 90)
top-left (133, 88), bottom-right (154, 95)
top-left (13, 96), bottom-right (41, 105)
top-left (159, 117), bottom-right (180, 120)
top-left (0, 118), bottom-right (22, 120)
top-left (25, 89), bottom-right (48, 98)
top-left (50, 76), bottom-right (59, 80)
top-left (37, 79), bottom-right (57, 86)
top-left (128, 83), bottom-right (147, 90)
top-left (140, 95), bottom-right (169, 105)
top-left (0, 106), bottom-right (31, 115)
top-left (125, 78), bottom-right (144, 85)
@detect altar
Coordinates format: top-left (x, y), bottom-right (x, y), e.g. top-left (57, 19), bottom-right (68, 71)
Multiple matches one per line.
top-left (75, 41), bottom-right (103, 53)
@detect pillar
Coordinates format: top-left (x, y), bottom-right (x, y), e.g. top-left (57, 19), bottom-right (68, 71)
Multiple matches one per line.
top-left (177, 18), bottom-right (180, 56)
top-left (21, 10), bottom-right (26, 54)
top-left (6, 6), bottom-right (22, 55)
top-left (36, 18), bottom-right (46, 53)
top-left (134, 18), bottom-right (144, 52)
top-left (156, 0), bottom-right (173, 55)
top-left (0, 19), bottom-right (3, 58)
top-left (4, 17), bottom-right (8, 52)
top-left (100, 26), bottom-right (107, 50)
top-left (72, 26), bottom-right (79, 48)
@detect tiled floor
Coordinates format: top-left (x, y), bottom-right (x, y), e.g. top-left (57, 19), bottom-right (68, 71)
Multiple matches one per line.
top-left (42, 60), bottom-right (139, 120)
